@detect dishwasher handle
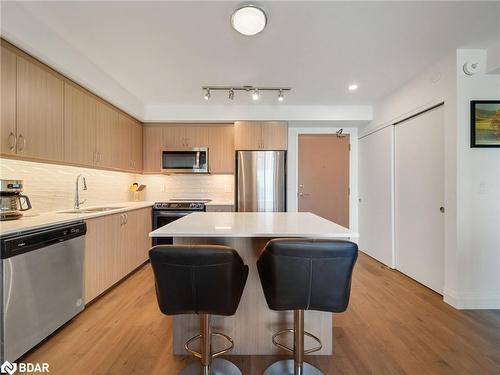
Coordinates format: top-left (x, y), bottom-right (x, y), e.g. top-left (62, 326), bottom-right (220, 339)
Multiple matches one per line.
top-left (1, 222), bottom-right (87, 259)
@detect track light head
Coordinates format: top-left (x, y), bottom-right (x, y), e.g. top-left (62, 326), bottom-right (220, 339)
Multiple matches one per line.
top-left (204, 88), bottom-right (211, 100)
top-left (277, 89), bottom-right (284, 102)
top-left (252, 88), bottom-right (260, 101)
top-left (229, 88), bottom-right (235, 100)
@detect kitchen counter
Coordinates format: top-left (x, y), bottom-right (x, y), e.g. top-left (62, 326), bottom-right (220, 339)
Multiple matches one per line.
top-left (0, 201), bottom-right (154, 236)
top-left (150, 212), bottom-right (358, 238)
top-left (150, 212), bottom-right (358, 356)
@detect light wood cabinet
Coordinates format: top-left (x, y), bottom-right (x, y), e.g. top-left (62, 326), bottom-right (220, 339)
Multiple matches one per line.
top-left (84, 207), bottom-right (151, 303)
top-left (95, 100), bottom-right (120, 169)
top-left (1, 45), bottom-right (17, 155)
top-left (2, 39), bottom-right (143, 173)
top-left (118, 113), bottom-right (143, 172)
top-left (208, 125), bottom-right (235, 174)
top-left (16, 55), bottom-right (64, 161)
top-left (234, 121), bottom-right (288, 150)
top-left (63, 83), bottom-right (97, 165)
top-left (161, 125), bottom-right (209, 149)
top-left (143, 126), bottom-right (163, 173)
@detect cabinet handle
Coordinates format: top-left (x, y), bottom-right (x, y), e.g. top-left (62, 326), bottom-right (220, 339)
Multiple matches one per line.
top-left (8, 132), bottom-right (16, 151)
top-left (124, 213), bottom-right (128, 224)
top-left (98, 152), bottom-right (102, 162)
top-left (17, 134), bottom-right (26, 153)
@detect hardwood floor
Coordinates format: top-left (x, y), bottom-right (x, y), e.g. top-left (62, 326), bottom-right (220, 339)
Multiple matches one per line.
top-left (22, 252), bottom-right (500, 375)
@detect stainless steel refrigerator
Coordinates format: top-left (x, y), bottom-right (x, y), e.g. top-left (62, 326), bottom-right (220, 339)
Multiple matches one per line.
top-left (235, 150), bottom-right (286, 212)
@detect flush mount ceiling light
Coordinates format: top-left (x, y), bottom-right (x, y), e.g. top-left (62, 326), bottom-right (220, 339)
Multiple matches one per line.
top-left (202, 86), bottom-right (291, 102)
top-left (348, 83), bottom-right (359, 91)
top-left (231, 4), bottom-right (267, 36)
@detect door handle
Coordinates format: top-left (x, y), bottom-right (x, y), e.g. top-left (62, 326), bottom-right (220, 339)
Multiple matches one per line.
top-left (298, 192), bottom-right (310, 197)
top-left (8, 132), bottom-right (16, 151)
top-left (18, 134), bottom-right (26, 153)
top-left (440, 206), bottom-right (445, 213)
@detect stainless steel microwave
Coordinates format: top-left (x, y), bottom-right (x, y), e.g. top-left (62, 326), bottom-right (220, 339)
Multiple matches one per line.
top-left (162, 147), bottom-right (209, 174)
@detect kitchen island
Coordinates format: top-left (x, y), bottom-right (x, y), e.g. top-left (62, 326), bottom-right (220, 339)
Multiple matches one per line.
top-left (149, 212), bottom-right (359, 355)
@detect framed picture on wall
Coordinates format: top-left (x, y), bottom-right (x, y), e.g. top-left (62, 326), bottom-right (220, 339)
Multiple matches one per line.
top-left (471, 100), bottom-right (500, 148)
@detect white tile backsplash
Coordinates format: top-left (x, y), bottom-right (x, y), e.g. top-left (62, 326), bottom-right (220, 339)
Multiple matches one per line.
top-left (0, 158), bottom-right (234, 214)
top-left (140, 174), bottom-right (234, 203)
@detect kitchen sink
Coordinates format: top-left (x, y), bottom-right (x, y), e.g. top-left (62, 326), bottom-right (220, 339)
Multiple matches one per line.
top-left (57, 207), bottom-right (126, 214)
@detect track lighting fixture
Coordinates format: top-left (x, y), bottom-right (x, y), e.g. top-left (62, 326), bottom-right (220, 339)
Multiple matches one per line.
top-left (204, 88), bottom-right (211, 100)
top-left (277, 89), bottom-right (284, 102)
top-left (252, 89), bottom-right (260, 101)
top-left (201, 86), bottom-right (290, 102)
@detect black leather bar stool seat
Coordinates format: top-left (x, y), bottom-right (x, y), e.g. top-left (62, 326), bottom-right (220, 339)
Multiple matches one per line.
top-left (257, 239), bottom-right (358, 375)
top-left (150, 245), bottom-right (249, 375)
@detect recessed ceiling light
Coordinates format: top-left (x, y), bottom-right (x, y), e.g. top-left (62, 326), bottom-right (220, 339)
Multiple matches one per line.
top-left (348, 84), bottom-right (359, 91)
top-left (231, 5), bottom-right (267, 36)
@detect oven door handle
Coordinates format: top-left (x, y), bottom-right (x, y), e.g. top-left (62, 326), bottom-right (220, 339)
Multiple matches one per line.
top-left (155, 212), bottom-right (191, 217)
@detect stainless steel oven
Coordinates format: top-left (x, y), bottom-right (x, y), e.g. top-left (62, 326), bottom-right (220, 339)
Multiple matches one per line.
top-left (162, 147), bottom-right (209, 174)
top-left (151, 201), bottom-right (207, 246)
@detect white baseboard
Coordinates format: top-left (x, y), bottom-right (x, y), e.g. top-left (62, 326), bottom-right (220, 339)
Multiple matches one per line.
top-left (444, 288), bottom-right (500, 309)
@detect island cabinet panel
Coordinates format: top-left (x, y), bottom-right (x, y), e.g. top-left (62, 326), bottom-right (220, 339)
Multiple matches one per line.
top-left (208, 125), bottom-right (234, 174)
top-left (84, 207), bottom-right (151, 303)
top-left (16, 55), bottom-right (64, 161)
top-left (63, 83), bottom-right (97, 166)
top-left (143, 126), bottom-right (163, 173)
top-left (1, 45), bottom-right (17, 155)
top-left (234, 121), bottom-right (288, 150)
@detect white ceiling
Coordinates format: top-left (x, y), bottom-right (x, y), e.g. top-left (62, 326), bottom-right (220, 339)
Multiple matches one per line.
top-left (1, 1), bottom-right (499, 121)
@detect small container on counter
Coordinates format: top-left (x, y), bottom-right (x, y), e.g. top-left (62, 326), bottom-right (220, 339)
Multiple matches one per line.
top-left (129, 183), bottom-right (146, 202)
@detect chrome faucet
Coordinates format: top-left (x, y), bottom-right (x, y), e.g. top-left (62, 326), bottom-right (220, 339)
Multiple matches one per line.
top-left (74, 174), bottom-right (87, 209)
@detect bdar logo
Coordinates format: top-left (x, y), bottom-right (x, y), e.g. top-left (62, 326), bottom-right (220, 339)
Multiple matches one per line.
top-left (0, 361), bottom-right (17, 375)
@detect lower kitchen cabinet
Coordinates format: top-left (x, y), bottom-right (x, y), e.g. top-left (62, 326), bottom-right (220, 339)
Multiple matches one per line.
top-left (84, 207), bottom-right (152, 303)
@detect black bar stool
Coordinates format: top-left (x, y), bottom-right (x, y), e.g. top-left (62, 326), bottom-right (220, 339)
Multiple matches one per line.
top-left (257, 239), bottom-right (358, 375)
top-left (149, 245), bottom-right (249, 375)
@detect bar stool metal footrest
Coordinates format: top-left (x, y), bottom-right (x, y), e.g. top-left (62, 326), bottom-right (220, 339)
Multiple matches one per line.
top-left (272, 329), bottom-right (322, 354)
top-left (185, 331), bottom-right (235, 358)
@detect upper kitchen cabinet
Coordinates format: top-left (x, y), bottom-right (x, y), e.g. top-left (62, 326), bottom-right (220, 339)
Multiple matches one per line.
top-left (0, 45), bottom-right (17, 155)
top-left (95, 100), bottom-right (120, 169)
top-left (184, 126), bottom-right (209, 148)
top-left (143, 126), bottom-right (163, 173)
top-left (63, 83), bottom-right (97, 166)
top-left (161, 125), bottom-right (209, 149)
top-left (118, 113), bottom-right (142, 172)
top-left (16, 55), bottom-right (64, 161)
top-left (234, 121), bottom-right (288, 150)
top-left (208, 125), bottom-right (234, 174)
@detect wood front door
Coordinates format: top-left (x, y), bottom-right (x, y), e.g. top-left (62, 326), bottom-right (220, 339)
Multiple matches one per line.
top-left (298, 133), bottom-right (350, 227)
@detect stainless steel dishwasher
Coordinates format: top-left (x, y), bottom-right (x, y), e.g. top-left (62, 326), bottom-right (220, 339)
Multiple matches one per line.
top-left (1, 221), bottom-right (86, 362)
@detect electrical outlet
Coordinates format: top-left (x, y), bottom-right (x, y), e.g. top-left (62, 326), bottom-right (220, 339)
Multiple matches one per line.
top-left (160, 183), bottom-right (165, 192)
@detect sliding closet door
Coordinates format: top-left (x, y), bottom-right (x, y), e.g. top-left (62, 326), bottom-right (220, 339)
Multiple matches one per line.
top-left (395, 105), bottom-right (444, 294)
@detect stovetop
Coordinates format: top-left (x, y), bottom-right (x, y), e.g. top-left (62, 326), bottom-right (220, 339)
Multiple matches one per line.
top-left (153, 199), bottom-right (210, 211)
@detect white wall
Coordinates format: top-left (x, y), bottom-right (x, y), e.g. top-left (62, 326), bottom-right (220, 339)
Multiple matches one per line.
top-left (287, 126), bottom-right (359, 236)
top-left (450, 50), bottom-right (500, 308)
top-left (359, 48), bottom-right (500, 309)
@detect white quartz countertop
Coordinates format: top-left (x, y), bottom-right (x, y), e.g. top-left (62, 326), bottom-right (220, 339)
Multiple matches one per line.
top-left (149, 212), bottom-right (359, 238)
top-left (0, 201), bottom-right (154, 236)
